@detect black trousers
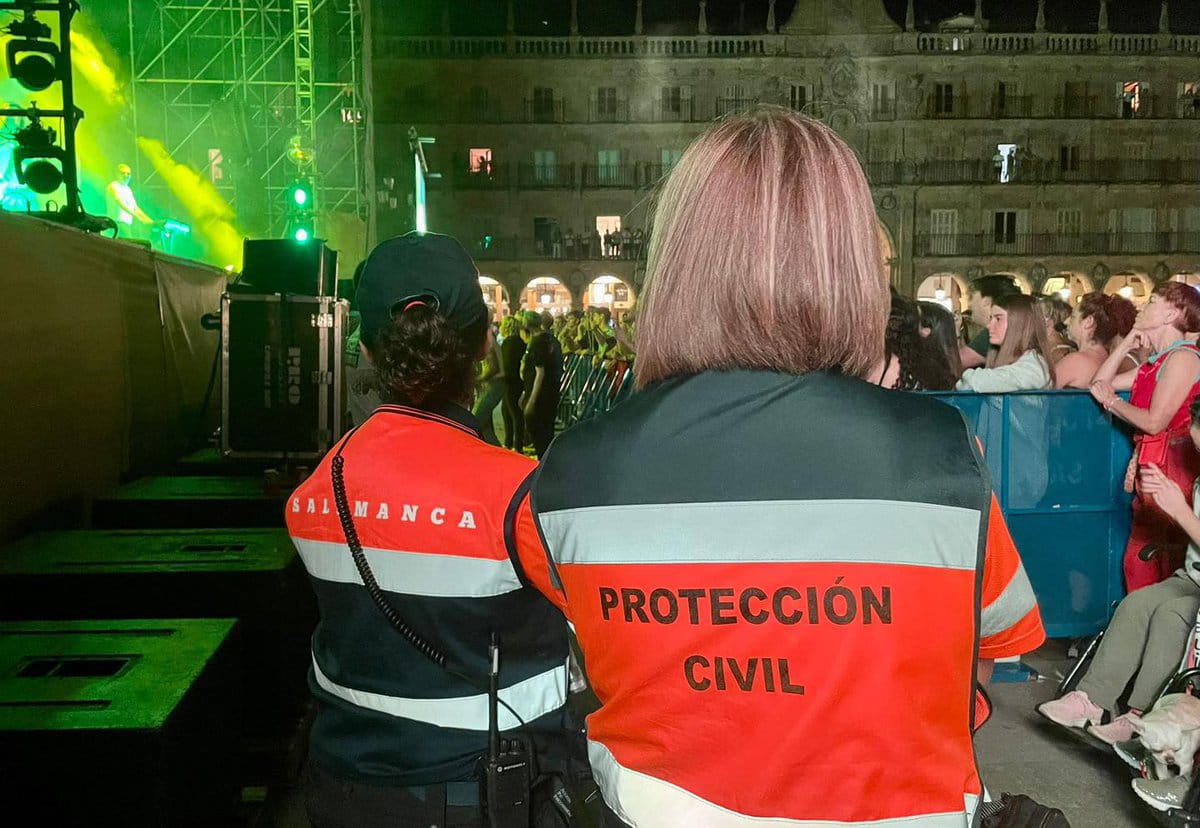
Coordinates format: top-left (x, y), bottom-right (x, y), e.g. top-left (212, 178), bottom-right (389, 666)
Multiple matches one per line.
top-left (502, 384), bottom-right (525, 450)
top-left (528, 406), bottom-right (557, 458)
top-left (303, 760), bottom-right (484, 828)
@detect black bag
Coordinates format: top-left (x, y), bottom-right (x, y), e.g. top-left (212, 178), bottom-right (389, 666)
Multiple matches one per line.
top-left (979, 793), bottom-right (1071, 828)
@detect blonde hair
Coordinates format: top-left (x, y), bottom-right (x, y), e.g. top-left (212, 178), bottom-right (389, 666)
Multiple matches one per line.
top-left (634, 107), bottom-right (888, 388)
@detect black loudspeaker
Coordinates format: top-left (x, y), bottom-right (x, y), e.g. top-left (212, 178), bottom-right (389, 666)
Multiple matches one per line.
top-left (240, 238), bottom-right (338, 295)
top-left (220, 293), bottom-right (349, 459)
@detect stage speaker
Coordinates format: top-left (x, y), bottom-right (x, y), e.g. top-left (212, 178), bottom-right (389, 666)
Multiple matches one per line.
top-left (90, 475), bottom-right (287, 529)
top-left (0, 619), bottom-right (241, 827)
top-left (240, 237), bottom-right (338, 296)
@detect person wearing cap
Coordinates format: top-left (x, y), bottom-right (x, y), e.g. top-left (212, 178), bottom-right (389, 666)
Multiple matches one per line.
top-left (286, 232), bottom-right (576, 828)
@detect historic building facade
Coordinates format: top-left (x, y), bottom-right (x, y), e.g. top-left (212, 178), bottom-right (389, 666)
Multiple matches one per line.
top-left (366, 0), bottom-right (1200, 312)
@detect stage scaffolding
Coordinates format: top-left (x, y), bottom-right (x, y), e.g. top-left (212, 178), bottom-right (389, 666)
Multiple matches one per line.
top-left (126, 0), bottom-right (364, 240)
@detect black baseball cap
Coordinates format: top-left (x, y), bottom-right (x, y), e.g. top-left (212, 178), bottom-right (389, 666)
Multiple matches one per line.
top-left (356, 232), bottom-right (488, 345)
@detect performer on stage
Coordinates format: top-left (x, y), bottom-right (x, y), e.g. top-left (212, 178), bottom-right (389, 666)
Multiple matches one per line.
top-left (106, 163), bottom-right (154, 239)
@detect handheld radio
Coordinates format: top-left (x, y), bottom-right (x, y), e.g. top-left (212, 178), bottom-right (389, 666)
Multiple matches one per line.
top-left (483, 633), bottom-right (533, 828)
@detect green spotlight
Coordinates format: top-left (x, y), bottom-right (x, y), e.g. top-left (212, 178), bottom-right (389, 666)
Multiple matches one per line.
top-left (287, 179), bottom-right (312, 208)
top-left (294, 227), bottom-right (310, 242)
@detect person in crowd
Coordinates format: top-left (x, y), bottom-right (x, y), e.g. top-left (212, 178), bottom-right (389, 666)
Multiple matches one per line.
top-left (503, 107), bottom-right (1045, 828)
top-left (961, 274), bottom-right (1022, 369)
top-left (564, 228), bottom-right (576, 260)
top-left (472, 322), bottom-right (505, 446)
top-left (551, 225), bottom-right (563, 259)
top-left (956, 294), bottom-right (1056, 392)
top-left (1090, 282), bottom-right (1200, 590)
top-left (516, 310), bottom-right (543, 450)
top-left (1037, 399), bottom-right (1200, 753)
top-left (580, 229), bottom-right (592, 259)
top-left (1036, 296), bottom-right (1076, 366)
top-left (918, 300), bottom-right (964, 382)
top-left (286, 232), bottom-right (574, 828)
top-left (879, 291), bottom-right (956, 391)
top-left (1054, 292), bottom-right (1137, 389)
top-left (521, 310), bottom-right (564, 458)
top-left (603, 229), bottom-right (613, 258)
top-left (500, 313), bottom-right (527, 451)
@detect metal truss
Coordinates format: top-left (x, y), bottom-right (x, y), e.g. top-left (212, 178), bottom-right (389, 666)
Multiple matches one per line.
top-left (126, 0), bottom-right (364, 237)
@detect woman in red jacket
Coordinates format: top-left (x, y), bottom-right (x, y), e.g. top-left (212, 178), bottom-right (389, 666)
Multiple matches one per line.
top-left (1090, 282), bottom-right (1200, 590)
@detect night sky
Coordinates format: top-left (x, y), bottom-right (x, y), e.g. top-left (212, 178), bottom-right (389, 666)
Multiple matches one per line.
top-left (390, 0), bottom-right (1200, 37)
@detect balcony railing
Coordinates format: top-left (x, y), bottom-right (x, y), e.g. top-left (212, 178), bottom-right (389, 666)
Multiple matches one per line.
top-left (861, 158), bottom-right (1200, 186)
top-left (515, 162), bottom-right (575, 188)
top-left (925, 96), bottom-right (970, 119)
top-left (589, 99), bottom-right (630, 123)
top-left (991, 95), bottom-right (1033, 117)
top-left (1053, 96), bottom-right (1098, 118)
top-left (869, 101), bottom-right (897, 121)
top-left (522, 98), bottom-right (566, 123)
top-left (715, 96), bottom-right (752, 118)
top-left (1178, 95), bottom-right (1200, 119)
top-left (453, 163), bottom-right (510, 189)
top-left (914, 232), bottom-right (1195, 257)
top-left (472, 235), bottom-right (648, 261)
top-left (581, 163), bottom-right (640, 188)
top-left (651, 98), bottom-right (698, 122)
top-left (1121, 94), bottom-right (1160, 120)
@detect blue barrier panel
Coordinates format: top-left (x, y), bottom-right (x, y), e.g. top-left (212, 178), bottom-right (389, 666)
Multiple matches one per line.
top-left (930, 390), bottom-right (1134, 639)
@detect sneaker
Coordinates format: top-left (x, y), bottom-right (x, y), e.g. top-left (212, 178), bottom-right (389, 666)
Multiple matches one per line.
top-left (1113, 737), bottom-right (1147, 773)
top-left (1132, 776), bottom-right (1190, 812)
top-left (1036, 690), bottom-right (1104, 729)
top-left (1088, 712), bottom-right (1141, 745)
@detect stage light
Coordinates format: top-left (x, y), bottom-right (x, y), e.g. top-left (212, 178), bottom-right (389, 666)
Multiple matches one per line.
top-left (5, 13), bottom-right (60, 92)
top-left (287, 179), bottom-right (312, 207)
top-left (1059, 288), bottom-right (1072, 301)
top-left (294, 227), bottom-right (311, 242)
top-left (13, 120), bottom-right (65, 194)
top-left (1119, 286), bottom-right (1134, 299)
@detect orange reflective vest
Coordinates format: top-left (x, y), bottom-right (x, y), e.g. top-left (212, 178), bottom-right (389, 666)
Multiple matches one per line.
top-left (516, 370), bottom-right (1009, 826)
top-left (287, 403), bottom-right (570, 784)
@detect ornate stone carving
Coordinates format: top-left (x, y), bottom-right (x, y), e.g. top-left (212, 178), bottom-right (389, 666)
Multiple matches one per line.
top-left (823, 47), bottom-right (861, 104)
top-left (879, 193), bottom-right (897, 211)
top-left (1030, 262), bottom-right (1048, 286)
top-left (1091, 262), bottom-right (1111, 282)
top-left (967, 265), bottom-right (984, 281)
top-left (1154, 261), bottom-right (1171, 282)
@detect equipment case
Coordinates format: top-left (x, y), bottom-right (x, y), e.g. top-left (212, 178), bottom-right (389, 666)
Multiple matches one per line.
top-left (220, 292), bottom-right (348, 459)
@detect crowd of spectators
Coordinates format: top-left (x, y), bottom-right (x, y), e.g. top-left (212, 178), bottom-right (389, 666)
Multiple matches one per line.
top-left (550, 226), bottom-right (648, 260)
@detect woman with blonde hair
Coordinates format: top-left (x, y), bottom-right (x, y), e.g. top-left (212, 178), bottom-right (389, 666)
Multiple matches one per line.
top-left (503, 107), bottom-right (1044, 827)
top-left (957, 294), bottom-right (1055, 392)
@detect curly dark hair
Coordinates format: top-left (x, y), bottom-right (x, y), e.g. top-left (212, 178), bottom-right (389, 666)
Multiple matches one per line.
top-left (369, 305), bottom-right (488, 408)
top-left (885, 291), bottom-right (956, 391)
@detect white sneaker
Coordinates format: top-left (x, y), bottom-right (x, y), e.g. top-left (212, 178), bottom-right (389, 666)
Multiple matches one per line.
top-left (1036, 690), bottom-right (1104, 729)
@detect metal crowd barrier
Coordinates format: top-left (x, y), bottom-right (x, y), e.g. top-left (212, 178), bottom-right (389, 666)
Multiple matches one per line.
top-left (929, 389), bottom-right (1135, 638)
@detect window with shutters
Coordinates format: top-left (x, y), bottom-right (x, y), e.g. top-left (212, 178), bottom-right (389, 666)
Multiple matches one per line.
top-left (1056, 209), bottom-right (1082, 236)
top-left (994, 211), bottom-right (1018, 245)
top-left (872, 82), bottom-right (895, 118)
top-left (933, 83), bottom-right (955, 115)
top-left (1059, 145), bottom-right (1080, 172)
top-left (661, 148), bottom-right (683, 176)
top-left (659, 85), bottom-right (692, 121)
top-left (789, 83), bottom-right (812, 113)
top-left (595, 87), bottom-right (619, 121)
top-left (597, 149), bottom-right (620, 184)
top-left (532, 87), bottom-right (556, 121)
top-left (533, 149), bottom-right (557, 184)
top-left (929, 209), bottom-right (959, 255)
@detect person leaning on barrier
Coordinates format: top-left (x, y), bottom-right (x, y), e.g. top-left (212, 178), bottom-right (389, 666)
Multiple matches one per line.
top-left (1090, 282), bottom-right (1200, 591)
top-left (286, 232), bottom-right (579, 828)
top-left (503, 107), bottom-right (1048, 827)
top-left (956, 295), bottom-right (1056, 393)
top-left (961, 274), bottom-right (1023, 370)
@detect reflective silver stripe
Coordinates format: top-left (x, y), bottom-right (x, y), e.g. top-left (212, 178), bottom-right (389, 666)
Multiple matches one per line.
top-left (292, 537), bottom-right (522, 598)
top-left (540, 500), bottom-right (981, 571)
top-left (981, 561), bottom-right (1037, 638)
top-left (590, 740), bottom-right (975, 827)
top-left (312, 655), bottom-right (568, 731)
